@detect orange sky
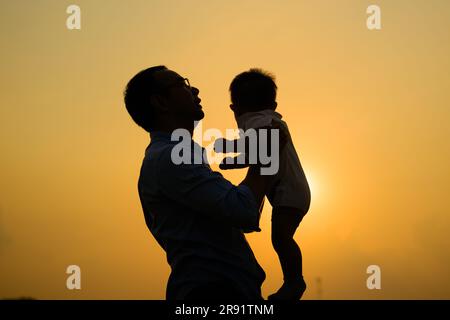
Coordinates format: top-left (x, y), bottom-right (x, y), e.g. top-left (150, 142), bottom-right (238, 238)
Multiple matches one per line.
top-left (1, 0), bottom-right (449, 299)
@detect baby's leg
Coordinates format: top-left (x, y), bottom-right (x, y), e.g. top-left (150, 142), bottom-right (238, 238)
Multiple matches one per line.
top-left (271, 206), bottom-right (304, 280)
top-left (269, 206), bottom-right (306, 300)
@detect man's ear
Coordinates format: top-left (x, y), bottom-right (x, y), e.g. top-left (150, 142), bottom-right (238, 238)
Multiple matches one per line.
top-left (150, 94), bottom-right (169, 113)
top-left (272, 101), bottom-right (278, 109)
top-left (230, 104), bottom-right (235, 111)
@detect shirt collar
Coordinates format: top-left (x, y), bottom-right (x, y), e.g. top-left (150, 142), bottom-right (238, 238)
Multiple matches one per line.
top-left (149, 130), bottom-right (209, 165)
top-left (150, 130), bottom-right (200, 147)
top-left (150, 131), bottom-right (173, 141)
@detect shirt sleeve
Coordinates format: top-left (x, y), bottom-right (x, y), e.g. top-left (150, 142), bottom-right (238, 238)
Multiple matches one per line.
top-left (156, 146), bottom-right (260, 230)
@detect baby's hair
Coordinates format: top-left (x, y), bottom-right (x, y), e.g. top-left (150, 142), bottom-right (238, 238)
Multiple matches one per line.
top-left (230, 68), bottom-right (277, 111)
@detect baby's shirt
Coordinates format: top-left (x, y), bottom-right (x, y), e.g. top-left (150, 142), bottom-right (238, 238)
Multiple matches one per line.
top-left (236, 110), bottom-right (311, 214)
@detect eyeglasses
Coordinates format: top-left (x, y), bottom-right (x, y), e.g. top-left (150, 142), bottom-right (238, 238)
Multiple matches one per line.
top-left (182, 78), bottom-right (191, 89)
top-left (157, 77), bottom-right (191, 92)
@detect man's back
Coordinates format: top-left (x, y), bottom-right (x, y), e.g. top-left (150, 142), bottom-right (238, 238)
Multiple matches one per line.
top-left (138, 132), bottom-right (266, 300)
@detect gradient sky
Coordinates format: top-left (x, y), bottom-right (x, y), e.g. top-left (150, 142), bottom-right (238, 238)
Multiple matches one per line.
top-left (1, 0), bottom-right (449, 299)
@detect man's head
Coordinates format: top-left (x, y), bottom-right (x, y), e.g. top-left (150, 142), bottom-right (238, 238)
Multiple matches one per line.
top-left (124, 66), bottom-right (204, 132)
top-left (229, 68), bottom-right (278, 116)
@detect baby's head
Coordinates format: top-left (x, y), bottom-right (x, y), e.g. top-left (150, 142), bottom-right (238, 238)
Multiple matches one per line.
top-left (229, 68), bottom-right (277, 117)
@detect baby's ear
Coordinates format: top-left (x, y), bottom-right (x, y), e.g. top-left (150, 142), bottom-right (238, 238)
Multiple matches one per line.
top-left (230, 104), bottom-right (235, 111)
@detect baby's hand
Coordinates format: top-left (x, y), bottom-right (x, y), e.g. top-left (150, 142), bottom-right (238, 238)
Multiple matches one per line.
top-left (214, 138), bottom-right (250, 170)
top-left (213, 138), bottom-right (239, 153)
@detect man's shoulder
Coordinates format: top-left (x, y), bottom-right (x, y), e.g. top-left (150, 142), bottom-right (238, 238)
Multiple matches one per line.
top-left (145, 139), bottom-right (175, 159)
top-left (142, 140), bottom-right (177, 174)
top-left (142, 139), bottom-right (210, 178)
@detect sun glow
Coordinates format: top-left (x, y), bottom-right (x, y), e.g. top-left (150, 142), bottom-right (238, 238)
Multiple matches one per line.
top-left (306, 171), bottom-right (319, 203)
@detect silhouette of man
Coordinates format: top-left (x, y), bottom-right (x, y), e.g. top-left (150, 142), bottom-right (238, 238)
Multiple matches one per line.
top-left (124, 66), bottom-right (272, 300)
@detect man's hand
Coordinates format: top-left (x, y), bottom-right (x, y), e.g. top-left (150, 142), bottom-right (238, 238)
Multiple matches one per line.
top-left (219, 159), bottom-right (250, 170)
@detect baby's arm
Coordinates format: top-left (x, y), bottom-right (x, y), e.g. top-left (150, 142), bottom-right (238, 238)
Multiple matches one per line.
top-left (214, 137), bottom-right (250, 170)
top-left (214, 121), bottom-right (286, 170)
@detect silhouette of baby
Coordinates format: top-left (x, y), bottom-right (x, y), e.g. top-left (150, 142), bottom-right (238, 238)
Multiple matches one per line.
top-left (214, 69), bottom-right (311, 300)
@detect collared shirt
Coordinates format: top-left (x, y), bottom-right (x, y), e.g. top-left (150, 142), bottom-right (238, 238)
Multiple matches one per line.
top-left (137, 131), bottom-right (266, 300)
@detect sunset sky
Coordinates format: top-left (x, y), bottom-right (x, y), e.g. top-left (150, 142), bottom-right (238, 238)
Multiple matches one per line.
top-left (1, 0), bottom-right (449, 299)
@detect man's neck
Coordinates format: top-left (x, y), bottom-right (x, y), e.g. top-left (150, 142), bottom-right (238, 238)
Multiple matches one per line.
top-left (153, 120), bottom-right (194, 137)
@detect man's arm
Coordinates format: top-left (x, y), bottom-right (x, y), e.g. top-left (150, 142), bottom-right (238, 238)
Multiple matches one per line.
top-left (239, 165), bottom-right (269, 217)
top-left (220, 121), bottom-right (288, 211)
top-left (154, 147), bottom-right (260, 230)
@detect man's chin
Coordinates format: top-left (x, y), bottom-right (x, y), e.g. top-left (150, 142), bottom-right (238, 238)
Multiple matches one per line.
top-left (194, 109), bottom-right (205, 120)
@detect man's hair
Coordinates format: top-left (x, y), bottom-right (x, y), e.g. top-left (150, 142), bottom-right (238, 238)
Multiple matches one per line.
top-left (229, 68), bottom-right (277, 110)
top-left (124, 65), bottom-right (168, 132)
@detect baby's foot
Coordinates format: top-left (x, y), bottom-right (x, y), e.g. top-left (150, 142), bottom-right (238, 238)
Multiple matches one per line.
top-left (268, 278), bottom-right (306, 301)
